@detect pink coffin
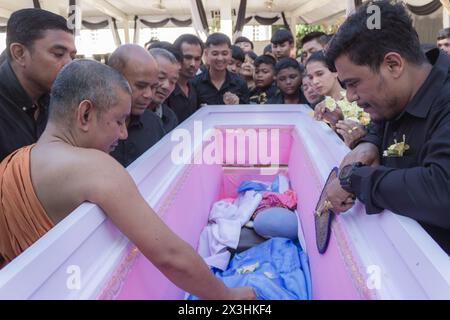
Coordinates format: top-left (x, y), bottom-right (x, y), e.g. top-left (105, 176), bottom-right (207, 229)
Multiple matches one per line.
top-left (0, 105), bottom-right (449, 300)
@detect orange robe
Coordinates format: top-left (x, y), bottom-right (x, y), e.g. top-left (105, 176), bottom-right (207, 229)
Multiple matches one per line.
top-left (0, 145), bottom-right (54, 265)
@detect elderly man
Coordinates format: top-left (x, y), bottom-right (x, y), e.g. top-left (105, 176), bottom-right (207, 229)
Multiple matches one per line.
top-left (148, 48), bottom-right (180, 133)
top-left (0, 8), bottom-right (76, 161)
top-left (0, 60), bottom-right (255, 300)
top-left (324, 0), bottom-right (450, 254)
top-left (108, 44), bottom-right (164, 167)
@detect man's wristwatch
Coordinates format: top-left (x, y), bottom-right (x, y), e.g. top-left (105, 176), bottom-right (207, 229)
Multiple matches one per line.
top-left (339, 162), bottom-right (365, 193)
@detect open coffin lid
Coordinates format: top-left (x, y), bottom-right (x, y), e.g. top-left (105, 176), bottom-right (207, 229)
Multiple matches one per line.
top-left (0, 105), bottom-right (449, 300)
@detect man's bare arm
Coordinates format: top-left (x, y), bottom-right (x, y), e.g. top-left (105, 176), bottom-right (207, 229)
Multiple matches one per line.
top-left (81, 152), bottom-right (254, 300)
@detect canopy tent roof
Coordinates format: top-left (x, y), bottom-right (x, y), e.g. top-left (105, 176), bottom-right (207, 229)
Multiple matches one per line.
top-left (0, 0), bottom-right (336, 23)
top-left (0, 0), bottom-right (447, 47)
top-left (0, 0), bottom-right (444, 25)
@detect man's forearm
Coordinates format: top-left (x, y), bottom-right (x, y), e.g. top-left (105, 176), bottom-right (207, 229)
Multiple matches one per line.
top-left (154, 239), bottom-right (231, 300)
top-left (340, 142), bottom-right (380, 169)
top-left (350, 165), bottom-right (450, 229)
top-left (355, 121), bottom-right (383, 149)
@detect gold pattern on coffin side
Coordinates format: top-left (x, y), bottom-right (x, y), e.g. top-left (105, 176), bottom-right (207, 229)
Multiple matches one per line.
top-left (332, 219), bottom-right (378, 300)
top-left (294, 130), bottom-right (374, 300)
top-left (97, 246), bottom-right (139, 300)
top-left (97, 164), bottom-right (195, 300)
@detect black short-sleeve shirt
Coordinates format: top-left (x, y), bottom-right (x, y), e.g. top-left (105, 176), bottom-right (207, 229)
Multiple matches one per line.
top-left (350, 49), bottom-right (450, 254)
top-left (0, 61), bottom-right (49, 162)
top-left (166, 82), bottom-right (199, 123)
top-left (192, 70), bottom-right (250, 105)
top-left (110, 110), bottom-right (165, 167)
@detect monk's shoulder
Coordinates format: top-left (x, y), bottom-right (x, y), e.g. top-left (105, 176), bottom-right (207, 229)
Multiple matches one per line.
top-left (35, 145), bottom-right (127, 192)
top-left (69, 148), bottom-right (137, 204)
top-left (70, 147), bottom-right (126, 179)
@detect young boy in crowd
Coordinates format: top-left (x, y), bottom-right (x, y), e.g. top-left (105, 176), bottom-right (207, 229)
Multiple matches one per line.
top-left (250, 55), bottom-right (278, 104)
top-left (240, 51), bottom-right (258, 91)
top-left (234, 36), bottom-right (254, 53)
top-left (228, 45), bottom-right (245, 74)
top-left (271, 28), bottom-right (295, 60)
top-left (267, 58), bottom-right (308, 105)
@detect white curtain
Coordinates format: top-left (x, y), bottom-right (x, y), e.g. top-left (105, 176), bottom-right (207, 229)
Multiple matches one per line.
top-left (346, 0), bottom-right (356, 17)
top-left (133, 19), bottom-right (141, 45)
top-left (441, 0), bottom-right (450, 27)
top-left (108, 17), bottom-right (122, 48)
top-left (189, 0), bottom-right (208, 41)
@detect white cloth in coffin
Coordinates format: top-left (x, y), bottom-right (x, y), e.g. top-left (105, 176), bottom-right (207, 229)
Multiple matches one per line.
top-left (197, 190), bottom-right (262, 270)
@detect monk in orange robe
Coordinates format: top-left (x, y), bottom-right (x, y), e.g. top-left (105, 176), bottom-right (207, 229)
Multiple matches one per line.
top-left (0, 145), bottom-right (54, 264)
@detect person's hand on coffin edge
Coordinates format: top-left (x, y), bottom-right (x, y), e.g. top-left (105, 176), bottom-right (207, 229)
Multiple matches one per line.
top-left (336, 120), bottom-right (367, 149)
top-left (325, 177), bottom-right (355, 214)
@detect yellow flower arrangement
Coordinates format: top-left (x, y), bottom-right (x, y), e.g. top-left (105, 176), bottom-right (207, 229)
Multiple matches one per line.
top-left (325, 96), bottom-right (337, 111)
top-left (383, 135), bottom-right (410, 157)
top-left (324, 91), bottom-right (371, 125)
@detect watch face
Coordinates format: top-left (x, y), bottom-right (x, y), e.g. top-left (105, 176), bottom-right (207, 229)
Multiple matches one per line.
top-left (339, 164), bottom-right (353, 180)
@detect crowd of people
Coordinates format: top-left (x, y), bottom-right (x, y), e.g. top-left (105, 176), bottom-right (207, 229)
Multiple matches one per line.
top-left (0, 0), bottom-right (449, 300)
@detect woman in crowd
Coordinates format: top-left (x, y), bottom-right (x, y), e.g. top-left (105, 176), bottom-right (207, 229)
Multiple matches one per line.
top-left (239, 51), bottom-right (258, 91)
top-left (228, 45), bottom-right (245, 74)
top-left (306, 51), bottom-right (367, 149)
top-left (306, 50), bottom-right (343, 101)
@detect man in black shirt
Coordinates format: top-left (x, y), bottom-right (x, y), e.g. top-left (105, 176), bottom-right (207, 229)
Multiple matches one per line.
top-left (192, 33), bottom-right (249, 105)
top-left (148, 48), bottom-right (180, 133)
top-left (324, 1), bottom-right (450, 254)
top-left (108, 45), bottom-right (164, 167)
top-left (0, 9), bottom-right (76, 161)
top-left (166, 34), bottom-right (203, 123)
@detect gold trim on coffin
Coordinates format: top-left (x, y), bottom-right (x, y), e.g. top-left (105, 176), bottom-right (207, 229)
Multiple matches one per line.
top-left (97, 164), bottom-right (195, 300)
top-left (293, 131), bottom-right (377, 300)
top-left (97, 246), bottom-right (139, 300)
